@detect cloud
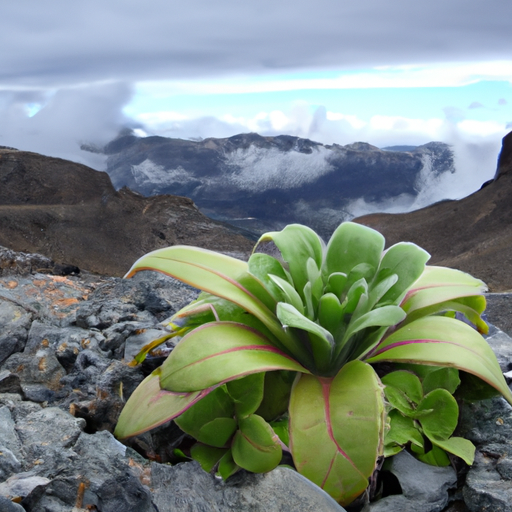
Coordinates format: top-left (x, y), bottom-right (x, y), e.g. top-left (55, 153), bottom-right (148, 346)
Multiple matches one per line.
top-left (468, 101), bottom-right (484, 109)
top-left (0, 82), bottom-right (134, 167)
top-left (499, 98), bottom-right (508, 105)
top-left (2, 1), bottom-right (512, 88)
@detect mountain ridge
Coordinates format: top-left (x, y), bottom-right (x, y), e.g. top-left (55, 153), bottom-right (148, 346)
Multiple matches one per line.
top-left (355, 131), bottom-right (512, 292)
top-left (95, 132), bottom-right (455, 238)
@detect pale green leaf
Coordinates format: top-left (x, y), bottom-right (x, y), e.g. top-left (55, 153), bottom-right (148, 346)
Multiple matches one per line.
top-left (366, 316), bottom-right (512, 406)
top-left (114, 370), bottom-right (208, 439)
top-left (232, 414), bottom-right (283, 473)
top-left (160, 321), bottom-right (311, 392)
top-left (289, 361), bottom-right (385, 507)
top-left (256, 224), bottom-right (324, 301)
top-left (323, 222), bottom-right (384, 280)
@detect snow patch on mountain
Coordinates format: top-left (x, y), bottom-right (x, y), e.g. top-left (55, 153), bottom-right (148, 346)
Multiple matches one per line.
top-left (132, 159), bottom-right (191, 191)
top-left (224, 145), bottom-right (334, 191)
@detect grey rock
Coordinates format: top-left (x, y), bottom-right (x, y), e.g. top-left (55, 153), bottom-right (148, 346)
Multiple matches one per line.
top-left (0, 301), bottom-right (32, 364)
top-left (124, 326), bottom-right (171, 362)
top-left (367, 451), bottom-right (457, 512)
top-left (0, 371), bottom-right (23, 396)
top-left (150, 461), bottom-right (346, 512)
top-left (15, 407), bottom-right (85, 452)
top-left (0, 495), bottom-right (25, 512)
top-left (2, 349), bottom-right (66, 403)
top-left (485, 328), bottom-right (512, 373)
top-left (458, 397), bottom-right (512, 512)
top-left (0, 406), bottom-right (23, 478)
top-left (0, 473), bottom-right (51, 500)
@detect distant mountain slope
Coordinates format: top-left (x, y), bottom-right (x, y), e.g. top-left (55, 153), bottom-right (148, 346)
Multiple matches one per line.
top-left (97, 132), bottom-right (455, 238)
top-left (0, 148), bottom-right (254, 276)
top-left (355, 131), bottom-right (512, 292)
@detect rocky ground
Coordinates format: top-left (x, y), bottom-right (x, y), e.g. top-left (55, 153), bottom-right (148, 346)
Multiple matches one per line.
top-left (0, 248), bottom-right (512, 511)
top-left (0, 148), bottom-right (254, 277)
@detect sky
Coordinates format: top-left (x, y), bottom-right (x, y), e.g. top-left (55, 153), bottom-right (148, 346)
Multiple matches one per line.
top-left (1, 0), bottom-right (512, 207)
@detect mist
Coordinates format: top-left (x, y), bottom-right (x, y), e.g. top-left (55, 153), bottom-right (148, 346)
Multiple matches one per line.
top-left (0, 84), bottom-right (506, 221)
top-left (0, 82), bottom-right (134, 169)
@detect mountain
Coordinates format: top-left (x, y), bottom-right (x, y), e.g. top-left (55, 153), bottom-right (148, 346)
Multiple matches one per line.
top-left (355, 131), bottom-right (512, 292)
top-left (0, 148), bottom-right (254, 276)
top-left (96, 132), bottom-right (455, 238)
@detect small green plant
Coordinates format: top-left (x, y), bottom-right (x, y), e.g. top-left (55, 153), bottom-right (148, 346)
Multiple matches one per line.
top-left (114, 222), bottom-right (512, 506)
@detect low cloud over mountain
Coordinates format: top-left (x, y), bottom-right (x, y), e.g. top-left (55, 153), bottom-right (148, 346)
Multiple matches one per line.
top-left (94, 132), bottom-right (456, 238)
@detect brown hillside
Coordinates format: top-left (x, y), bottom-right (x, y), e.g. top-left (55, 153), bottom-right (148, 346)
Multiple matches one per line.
top-left (355, 131), bottom-right (512, 292)
top-left (0, 149), bottom-right (254, 276)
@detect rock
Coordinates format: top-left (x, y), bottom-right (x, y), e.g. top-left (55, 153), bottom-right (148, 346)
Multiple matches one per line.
top-left (150, 461), bottom-right (345, 512)
top-left (0, 251), bottom-right (511, 511)
top-left (0, 149), bottom-right (254, 276)
top-left (458, 397), bottom-right (512, 512)
top-left (367, 451), bottom-right (457, 512)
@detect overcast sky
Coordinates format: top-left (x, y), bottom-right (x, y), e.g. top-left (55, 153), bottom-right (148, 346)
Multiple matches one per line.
top-left (1, 0), bottom-right (511, 202)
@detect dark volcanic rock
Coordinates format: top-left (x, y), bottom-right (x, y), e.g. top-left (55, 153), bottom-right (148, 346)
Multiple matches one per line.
top-left (355, 131), bottom-right (512, 292)
top-left (0, 148), bottom-right (254, 276)
top-left (98, 132), bottom-right (454, 238)
top-left (1, 249), bottom-right (511, 511)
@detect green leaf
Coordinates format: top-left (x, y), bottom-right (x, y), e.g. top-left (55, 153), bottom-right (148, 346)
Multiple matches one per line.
top-left (430, 436), bottom-right (475, 465)
top-left (324, 222), bottom-right (384, 281)
top-left (382, 370), bottom-right (423, 405)
top-left (376, 242), bottom-right (430, 305)
top-left (344, 305), bottom-right (406, 342)
top-left (422, 367), bottom-right (460, 395)
top-left (269, 274), bottom-right (305, 314)
top-left (174, 386), bottom-right (235, 446)
top-left (190, 443), bottom-right (227, 473)
top-left (366, 316), bottom-right (512, 406)
top-left (276, 302), bottom-right (334, 372)
top-left (342, 278), bottom-right (368, 315)
top-left (218, 449), bottom-right (240, 480)
top-left (198, 418), bottom-right (238, 447)
top-left (256, 371), bottom-right (295, 421)
top-left (256, 224), bottom-right (324, 302)
top-left (226, 373), bottom-right (265, 419)
top-left (383, 386), bottom-right (416, 416)
top-left (326, 272), bottom-right (348, 298)
top-left (125, 244), bottom-right (308, 363)
top-left (401, 266), bottom-right (487, 314)
top-left (289, 361), bottom-right (385, 507)
top-left (416, 444), bottom-right (451, 466)
top-left (114, 370), bottom-right (209, 439)
top-left (416, 389), bottom-right (458, 440)
top-left (385, 409), bottom-right (424, 448)
top-left (318, 293), bottom-right (344, 336)
top-left (248, 252), bottom-right (289, 302)
top-left (160, 321), bottom-right (310, 392)
top-left (232, 414), bottom-right (283, 473)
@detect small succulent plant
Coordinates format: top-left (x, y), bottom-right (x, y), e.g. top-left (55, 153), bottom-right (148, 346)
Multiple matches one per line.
top-left (115, 222), bottom-right (512, 506)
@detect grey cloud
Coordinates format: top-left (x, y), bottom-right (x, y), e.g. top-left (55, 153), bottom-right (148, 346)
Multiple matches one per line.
top-left (1, 0), bottom-right (512, 87)
top-left (0, 82), bottom-right (134, 168)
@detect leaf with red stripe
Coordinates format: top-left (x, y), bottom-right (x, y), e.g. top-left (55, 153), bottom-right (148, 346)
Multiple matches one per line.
top-left (114, 369), bottom-right (210, 439)
top-left (289, 361), bottom-right (385, 506)
top-left (366, 316), bottom-right (512, 405)
top-left (160, 321), bottom-right (311, 393)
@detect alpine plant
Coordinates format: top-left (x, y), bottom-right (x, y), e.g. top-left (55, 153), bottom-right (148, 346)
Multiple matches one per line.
top-left (115, 222), bottom-right (512, 506)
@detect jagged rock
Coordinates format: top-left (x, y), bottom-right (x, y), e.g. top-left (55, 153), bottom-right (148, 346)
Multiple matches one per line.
top-left (367, 451), bottom-right (457, 512)
top-left (149, 461), bottom-right (344, 512)
top-left (0, 255), bottom-right (511, 511)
